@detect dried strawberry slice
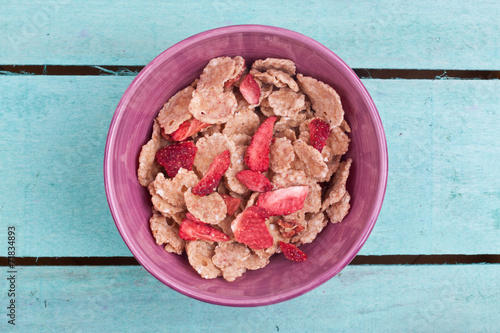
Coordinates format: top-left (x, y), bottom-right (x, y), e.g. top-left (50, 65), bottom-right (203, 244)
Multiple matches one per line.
top-left (192, 150), bottom-right (231, 196)
top-left (280, 229), bottom-right (295, 239)
top-left (170, 118), bottom-right (210, 141)
top-left (236, 170), bottom-right (273, 192)
top-left (160, 127), bottom-right (172, 141)
top-left (276, 219), bottom-right (296, 229)
top-left (309, 118), bottom-right (331, 152)
top-left (279, 241), bottom-right (307, 262)
top-left (231, 206), bottom-right (273, 250)
top-left (277, 219), bottom-right (304, 233)
top-left (179, 218), bottom-right (230, 242)
top-left (277, 219), bottom-right (305, 238)
top-left (256, 186), bottom-right (309, 216)
top-left (185, 212), bottom-right (203, 224)
top-left (220, 194), bottom-right (241, 216)
top-left (244, 116), bottom-right (277, 172)
top-left (156, 142), bottom-right (197, 178)
top-left (225, 68), bottom-right (246, 88)
top-left (239, 74), bottom-right (261, 105)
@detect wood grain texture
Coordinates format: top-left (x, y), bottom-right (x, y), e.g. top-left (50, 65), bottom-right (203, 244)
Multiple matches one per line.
top-left (0, 77), bottom-right (498, 256)
top-left (6, 265), bottom-right (499, 332)
top-left (361, 79), bottom-right (500, 255)
top-left (1, 0), bottom-right (498, 69)
top-left (0, 76), bottom-right (133, 257)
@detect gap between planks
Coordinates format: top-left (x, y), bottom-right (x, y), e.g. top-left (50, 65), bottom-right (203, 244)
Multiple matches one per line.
top-left (1, 255), bottom-right (499, 266)
top-left (0, 65), bottom-right (499, 80)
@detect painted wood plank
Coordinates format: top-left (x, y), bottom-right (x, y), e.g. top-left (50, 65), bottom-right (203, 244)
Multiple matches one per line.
top-left (0, 77), bottom-right (498, 256)
top-left (360, 79), bottom-right (500, 255)
top-left (1, 0), bottom-right (499, 69)
top-left (4, 265), bottom-right (499, 332)
top-left (0, 76), bottom-right (134, 257)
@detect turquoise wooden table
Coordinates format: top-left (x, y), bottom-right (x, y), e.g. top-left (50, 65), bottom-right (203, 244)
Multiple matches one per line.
top-left (1, 1), bottom-right (499, 331)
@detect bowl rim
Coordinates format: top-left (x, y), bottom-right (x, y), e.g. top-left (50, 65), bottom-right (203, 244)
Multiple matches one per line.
top-left (104, 24), bottom-right (388, 307)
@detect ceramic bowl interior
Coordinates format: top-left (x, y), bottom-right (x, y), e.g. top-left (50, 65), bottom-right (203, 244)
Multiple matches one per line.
top-left (104, 25), bottom-right (388, 307)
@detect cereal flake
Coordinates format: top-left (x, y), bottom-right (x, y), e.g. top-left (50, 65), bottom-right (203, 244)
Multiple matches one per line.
top-left (152, 169), bottom-right (199, 208)
top-left (293, 140), bottom-right (329, 181)
top-left (156, 85), bottom-right (195, 134)
top-left (251, 68), bottom-right (299, 92)
top-left (149, 210), bottom-right (185, 254)
top-left (326, 126), bottom-right (350, 156)
top-left (291, 212), bottom-right (327, 246)
top-left (212, 242), bottom-right (250, 282)
top-left (137, 120), bottom-right (168, 187)
top-left (185, 240), bottom-right (221, 279)
top-left (269, 137), bottom-right (295, 174)
top-left (225, 145), bottom-right (250, 195)
top-left (274, 113), bottom-right (307, 132)
top-left (326, 192), bottom-right (351, 224)
top-left (222, 108), bottom-right (261, 137)
top-left (296, 74), bottom-right (344, 128)
top-left (251, 58), bottom-right (296, 76)
top-left (148, 182), bottom-right (185, 217)
top-left (274, 128), bottom-right (297, 142)
top-left (189, 57), bottom-right (238, 123)
top-left (229, 133), bottom-right (252, 146)
top-left (184, 189), bottom-right (227, 225)
top-left (267, 88), bottom-right (305, 119)
top-left (340, 119), bottom-right (351, 133)
top-left (322, 159), bottom-right (353, 210)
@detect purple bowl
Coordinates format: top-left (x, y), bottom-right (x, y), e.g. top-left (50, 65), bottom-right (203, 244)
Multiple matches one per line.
top-left (104, 25), bottom-right (388, 307)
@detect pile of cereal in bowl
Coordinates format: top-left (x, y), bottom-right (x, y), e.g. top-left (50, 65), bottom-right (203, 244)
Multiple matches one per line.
top-left (137, 56), bottom-right (352, 282)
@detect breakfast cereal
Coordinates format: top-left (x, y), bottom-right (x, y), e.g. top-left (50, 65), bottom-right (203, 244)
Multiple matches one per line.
top-left (296, 74), bottom-right (344, 128)
top-left (325, 192), bottom-right (351, 224)
top-left (321, 159), bottom-right (352, 211)
top-left (250, 68), bottom-right (300, 92)
top-left (267, 87), bottom-right (305, 118)
top-left (152, 169), bottom-right (198, 208)
top-left (156, 86), bottom-right (194, 135)
top-left (185, 240), bottom-right (221, 279)
top-left (149, 210), bottom-right (185, 254)
top-left (137, 56), bottom-right (353, 282)
top-left (137, 120), bottom-right (167, 187)
top-left (251, 58), bottom-right (296, 76)
top-left (189, 57), bottom-right (238, 123)
top-left (269, 137), bottom-right (295, 174)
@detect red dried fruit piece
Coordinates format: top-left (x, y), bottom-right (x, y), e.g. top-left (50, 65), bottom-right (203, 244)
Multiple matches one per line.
top-left (277, 219), bottom-right (305, 233)
top-left (225, 68), bottom-right (247, 88)
top-left (170, 118), bottom-right (210, 141)
top-left (279, 241), bottom-right (307, 262)
top-left (277, 219), bottom-right (305, 238)
top-left (179, 218), bottom-right (230, 242)
top-left (280, 229), bottom-right (295, 239)
top-left (155, 141), bottom-right (197, 178)
top-left (256, 186), bottom-right (309, 216)
top-left (232, 206), bottom-right (273, 250)
top-left (239, 74), bottom-right (261, 105)
top-left (220, 194), bottom-right (241, 216)
top-left (309, 118), bottom-right (331, 152)
top-left (276, 219), bottom-right (296, 229)
top-left (294, 225), bottom-right (305, 234)
top-left (160, 127), bottom-right (172, 141)
top-left (235, 170), bottom-right (273, 192)
top-left (244, 116), bottom-right (277, 172)
top-left (192, 150), bottom-right (231, 196)
top-left (185, 212), bottom-right (203, 224)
